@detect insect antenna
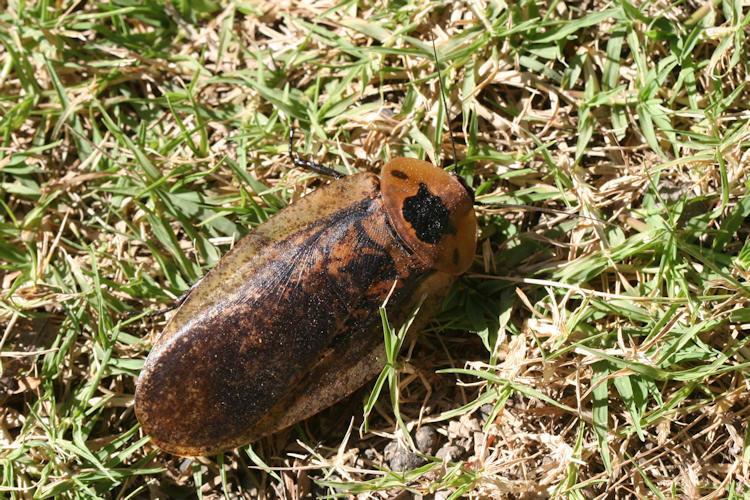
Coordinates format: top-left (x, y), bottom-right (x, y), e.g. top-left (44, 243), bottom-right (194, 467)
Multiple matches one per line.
top-left (288, 126), bottom-right (344, 179)
top-left (431, 37), bottom-right (458, 170)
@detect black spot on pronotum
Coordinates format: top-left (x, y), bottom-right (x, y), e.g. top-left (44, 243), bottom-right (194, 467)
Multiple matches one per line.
top-left (402, 183), bottom-right (455, 244)
top-left (390, 170), bottom-right (409, 180)
top-left (453, 248), bottom-right (459, 266)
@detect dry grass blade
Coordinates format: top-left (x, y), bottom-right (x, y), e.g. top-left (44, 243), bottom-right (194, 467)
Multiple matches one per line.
top-left (1, 1), bottom-right (749, 498)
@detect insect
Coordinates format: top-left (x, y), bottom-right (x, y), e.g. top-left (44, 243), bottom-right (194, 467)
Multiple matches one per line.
top-left (134, 127), bottom-right (477, 455)
top-left (134, 42), bottom-right (582, 457)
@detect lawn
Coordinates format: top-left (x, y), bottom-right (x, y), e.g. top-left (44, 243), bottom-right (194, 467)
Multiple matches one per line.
top-left (1, 0), bottom-right (749, 498)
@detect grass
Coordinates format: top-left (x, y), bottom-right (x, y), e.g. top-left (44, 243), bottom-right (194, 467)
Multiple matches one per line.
top-left (1, 0), bottom-right (749, 498)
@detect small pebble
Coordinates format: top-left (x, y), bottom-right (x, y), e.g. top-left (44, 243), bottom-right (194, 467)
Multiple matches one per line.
top-left (384, 441), bottom-right (399, 460)
top-left (415, 426), bottom-right (438, 455)
top-left (390, 450), bottom-right (426, 472)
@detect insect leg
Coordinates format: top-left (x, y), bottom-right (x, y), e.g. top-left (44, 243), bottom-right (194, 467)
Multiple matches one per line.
top-left (288, 127), bottom-right (344, 179)
top-left (122, 277), bottom-right (204, 320)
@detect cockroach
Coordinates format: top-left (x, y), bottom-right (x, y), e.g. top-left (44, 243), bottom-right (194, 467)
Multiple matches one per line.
top-left (134, 41), bottom-right (596, 456)
top-left (134, 148), bottom-right (476, 455)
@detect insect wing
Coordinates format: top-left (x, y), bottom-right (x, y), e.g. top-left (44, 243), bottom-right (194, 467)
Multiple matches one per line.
top-left (135, 173), bottom-right (437, 455)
